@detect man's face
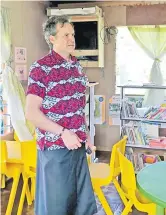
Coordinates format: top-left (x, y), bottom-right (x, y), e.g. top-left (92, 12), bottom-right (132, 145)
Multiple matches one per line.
top-left (51, 22), bottom-right (75, 55)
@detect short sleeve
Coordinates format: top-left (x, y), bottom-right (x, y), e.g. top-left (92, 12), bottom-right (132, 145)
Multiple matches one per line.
top-left (26, 63), bottom-right (47, 99)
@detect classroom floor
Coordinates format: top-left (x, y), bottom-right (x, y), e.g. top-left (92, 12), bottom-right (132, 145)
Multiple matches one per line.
top-left (1, 151), bottom-right (145, 215)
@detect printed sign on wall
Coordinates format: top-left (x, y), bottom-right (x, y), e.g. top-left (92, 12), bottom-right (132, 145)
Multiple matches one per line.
top-left (94, 95), bottom-right (106, 124)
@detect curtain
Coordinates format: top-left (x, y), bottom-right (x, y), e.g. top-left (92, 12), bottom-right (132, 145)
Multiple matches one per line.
top-left (1, 7), bottom-right (34, 141)
top-left (0, 7), bottom-right (11, 64)
top-left (128, 26), bottom-right (166, 106)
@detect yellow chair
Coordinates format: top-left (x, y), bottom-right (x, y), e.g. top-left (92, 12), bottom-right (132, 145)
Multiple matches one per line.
top-left (1, 140), bottom-right (22, 215)
top-left (2, 140), bottom-right (34, 214)
top-left (89, 136), bottom-right (128, 215)
top-left (17, 139), bottom-right (37, 215)
top-left (14, 132), bottom-right (36, 200)
top-left (117, 149), bottom-right (156, 215)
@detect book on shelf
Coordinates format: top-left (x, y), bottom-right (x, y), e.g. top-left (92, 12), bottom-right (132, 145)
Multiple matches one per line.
top-left (122, 121), bottom-right (166, 148)
top-left (122, 122), bottom-right (147, 146)
top-left (121, 99), bottom-right (139, 118)
top-left (144, 106), bottom-right (166, 120)
top-left (121, 99), bottom-right (166, 121)
top-left (125, 149), bottom-right (162, 172)
top-left (149, 138), bottom-right (166, 148)
top-left (121, 99), bottom-right (166, 147)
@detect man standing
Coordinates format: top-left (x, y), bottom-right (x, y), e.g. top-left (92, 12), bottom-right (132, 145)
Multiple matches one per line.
top-left (25, 16), bottom-right (97, 215)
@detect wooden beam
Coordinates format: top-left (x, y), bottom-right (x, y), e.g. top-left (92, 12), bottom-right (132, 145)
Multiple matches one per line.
top-left (47, 7), bottom-right (96, 16)
top-left (79, 60), bottom-right (99, 67)
top-left (48, 6), bottom-right (102, 19)
top-left (57, 1), bottom-right (166, 9)
top-left (71, 15), bottom-right (98, 22)
top-left (74, 50), bottom-right (99, 57)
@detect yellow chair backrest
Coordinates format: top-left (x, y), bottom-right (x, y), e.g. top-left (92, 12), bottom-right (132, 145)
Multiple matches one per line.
top-left (118, 149), bottom-right (136, 194)
top-left (1, 140), bottom-right (8, 173)
top-left (21, 140), bottom-right (37, 172)
top-left (13, 131), bottom-right (37, 171)
top-left (4, 133), bottom-right (37, 173)
top-left (109, 136), bottom-right (127, 178)
top-left (6, 141), bottom-right (22, 161)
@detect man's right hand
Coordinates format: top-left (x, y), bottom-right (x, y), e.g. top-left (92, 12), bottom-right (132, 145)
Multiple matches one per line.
top-left (62, 129), bottom-right (82, 150)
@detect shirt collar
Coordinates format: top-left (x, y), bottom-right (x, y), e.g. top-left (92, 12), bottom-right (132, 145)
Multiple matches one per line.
top-left (50, 49), bottom-right (77, 64)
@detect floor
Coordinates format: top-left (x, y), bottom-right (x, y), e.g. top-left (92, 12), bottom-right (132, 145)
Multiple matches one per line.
top-left (1, 151), bottom-right (145, 215)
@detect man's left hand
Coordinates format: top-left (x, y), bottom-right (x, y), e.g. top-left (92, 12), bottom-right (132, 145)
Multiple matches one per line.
top-left (86, 136), bottom-right (96, 152)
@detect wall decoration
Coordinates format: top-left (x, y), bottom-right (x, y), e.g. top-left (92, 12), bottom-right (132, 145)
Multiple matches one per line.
top-left (109, 96), bottom-right (121, 126)
top-left (15, 65), bottom-right (27, 80)
top-left (15, 47), bottom-right (27, 63)
top-left (94, 95), bottom-right (106, 124)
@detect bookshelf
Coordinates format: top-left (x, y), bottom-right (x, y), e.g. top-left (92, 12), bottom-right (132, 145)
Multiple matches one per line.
top-left (118, 84), bottom-right (166, 171)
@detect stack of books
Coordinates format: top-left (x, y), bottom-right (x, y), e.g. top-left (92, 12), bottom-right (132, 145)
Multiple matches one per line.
top-left (122, 122), bottom-right (147, 145)
top-left (143, 106), bottom-right (166, 120)
top-left (149, 137), bottom-right (166, 148)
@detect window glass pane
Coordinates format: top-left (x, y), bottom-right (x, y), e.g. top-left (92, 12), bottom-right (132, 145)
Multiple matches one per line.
top-left (116, 27), bottom-right (166, 95)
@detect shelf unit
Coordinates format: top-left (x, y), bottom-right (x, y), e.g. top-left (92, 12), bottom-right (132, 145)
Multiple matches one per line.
top-left (118, 84), bottom-right (166, 162)
top-left (87, 82), bottom-right (99, 163)
top-left (121, 117), bottom-right (166, 124)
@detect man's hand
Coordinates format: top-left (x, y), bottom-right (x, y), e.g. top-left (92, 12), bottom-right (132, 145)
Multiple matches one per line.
top-left (86, 135), bottom-right (96, 152)
top-left (62, 129), bottom-right (82, 150)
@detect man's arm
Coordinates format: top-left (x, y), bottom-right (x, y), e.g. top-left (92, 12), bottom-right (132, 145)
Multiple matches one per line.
top-left (25, 94), bottom-right (64, 135)
top-left (25, 94), bottom-right (82, 150)
top-left (25, 64), bottom-right (64, 135)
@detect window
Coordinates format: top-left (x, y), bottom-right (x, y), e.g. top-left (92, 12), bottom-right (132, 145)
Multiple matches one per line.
top-left (116, 27), bottom-right (166, 95)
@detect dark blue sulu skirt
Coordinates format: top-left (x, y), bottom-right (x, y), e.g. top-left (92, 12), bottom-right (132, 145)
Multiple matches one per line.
top-left (35, 145), bottom-right (97, 215)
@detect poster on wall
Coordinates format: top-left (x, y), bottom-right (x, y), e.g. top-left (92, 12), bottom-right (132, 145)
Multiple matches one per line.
top-left (15, 47), bottom-right (27, 63)
top-left (15, 65), bottom-right (27, 80)
top-left (109, 96), bottom-right (121, 126)
top-left (94, 95), bottom-right (106, 124)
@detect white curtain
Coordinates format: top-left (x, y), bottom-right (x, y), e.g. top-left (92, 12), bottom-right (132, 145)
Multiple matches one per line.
top-left (1, 7), bottom-right (34, 141)
top-left (129, 26), bottom-right (166, 106)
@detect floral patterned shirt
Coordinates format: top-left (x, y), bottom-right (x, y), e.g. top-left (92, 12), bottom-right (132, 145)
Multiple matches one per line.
top-left (27, 50), bottom-right (88, 150)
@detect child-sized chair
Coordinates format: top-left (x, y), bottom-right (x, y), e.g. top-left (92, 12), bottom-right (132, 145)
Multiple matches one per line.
top-left (117, 149), bottom-right (156, 215)
top-left (1, 141), bottom-right (22, 215)
top-left (17, 139), bottom-right (37, 215)
top-left (89, 136), bottom-right (128, 215)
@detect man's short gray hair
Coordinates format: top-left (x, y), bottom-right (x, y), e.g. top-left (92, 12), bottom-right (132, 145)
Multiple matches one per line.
top-left (43, 15), bottom-right (73, 49)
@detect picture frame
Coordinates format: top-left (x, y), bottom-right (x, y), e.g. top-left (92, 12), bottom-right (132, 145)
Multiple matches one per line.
top-left (15, 65), bottom-right (27, 80)
top-left (15, 47), bottom-right (27, 63)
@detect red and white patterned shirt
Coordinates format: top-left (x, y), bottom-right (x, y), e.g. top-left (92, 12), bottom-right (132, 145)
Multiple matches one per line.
top-left (27, 50), bottom-right (88, 151)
